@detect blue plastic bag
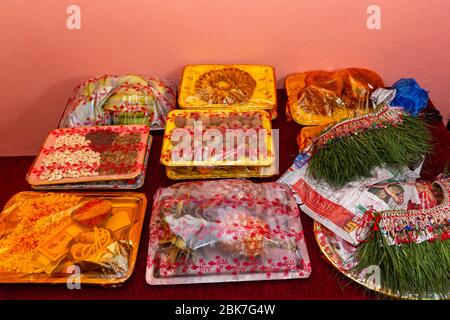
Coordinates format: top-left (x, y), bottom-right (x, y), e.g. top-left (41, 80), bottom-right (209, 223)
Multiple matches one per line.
top-left (391, 78), bottom-right (429, 116)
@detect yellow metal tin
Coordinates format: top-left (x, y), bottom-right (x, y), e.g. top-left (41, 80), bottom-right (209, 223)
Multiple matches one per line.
top-left (178, 64), bottom-right (277, 117)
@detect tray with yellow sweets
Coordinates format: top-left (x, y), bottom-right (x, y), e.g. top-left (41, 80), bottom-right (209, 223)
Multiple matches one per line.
top-left (178, 64), bottom-right (277, 118)
top-left (165, 136), bottom-right (279, 180)
top-left (0, 191), bottom-right (146, 285)
top-left (160, 109), bottom-right (274, 167)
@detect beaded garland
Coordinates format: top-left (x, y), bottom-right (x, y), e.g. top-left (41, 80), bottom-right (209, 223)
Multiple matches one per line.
top-left (306, 103), bottom-right (430, 187)
top-left (359, 175), bottom-right (450, 246)
top-left (314, 105), bottom-right (404, 148)
top-left (380, 176), bottom-right (450, 245)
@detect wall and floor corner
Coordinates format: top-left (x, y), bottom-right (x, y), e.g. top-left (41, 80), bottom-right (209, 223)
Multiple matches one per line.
top-left (1, 0), bottom-right (449, 156)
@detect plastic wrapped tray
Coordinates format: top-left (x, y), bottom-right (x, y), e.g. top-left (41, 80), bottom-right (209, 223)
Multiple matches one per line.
top-left (160, 109), bottom-right (274, 167)
top-left (285, 68), bottom-right (384, 125)
top-left (166, 163), bottom-right (277, 180)
top-left (0, 191), bottom-right (147, 285)
top-left (178, 65), bottom-right (277, 118)
top-left (146, 180), bottom-right (311, 285)
top-left (58, 74), bottom-right (176, 130)
top-left (27, 125), bottom-right (150, 186)
top-left (165, 137), bottom-right (279, 180)
top-left (30, 136), bottom-right (153, 190)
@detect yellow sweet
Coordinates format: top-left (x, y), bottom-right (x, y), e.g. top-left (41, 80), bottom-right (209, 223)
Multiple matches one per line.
top-left (65, 224), bottom-right (83, 237)
top-left (34, 252), bottom-right (63, 274)
top-left (106, 210), bottom-right (131, 231)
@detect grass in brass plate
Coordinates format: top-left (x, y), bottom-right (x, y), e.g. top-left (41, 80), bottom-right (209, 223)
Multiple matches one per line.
top-left (313, 222), bottom-right (449, 300)
top-left (353, 227), bottom-right (450, 299)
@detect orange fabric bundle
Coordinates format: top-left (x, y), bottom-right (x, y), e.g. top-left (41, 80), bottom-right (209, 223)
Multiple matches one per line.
top-left (296, 125), bottom-right (327, 152)
top-left (286, 68), bottom-right (384, 126)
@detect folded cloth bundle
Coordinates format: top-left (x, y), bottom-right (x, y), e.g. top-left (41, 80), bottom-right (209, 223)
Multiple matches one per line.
top-left (286, 68), bottom-right (385, 126)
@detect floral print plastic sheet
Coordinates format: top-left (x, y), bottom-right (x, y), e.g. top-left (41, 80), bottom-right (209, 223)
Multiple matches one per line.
top-left (27, 125), bottom-right (149, 186)
top-left (146, 180), bottom-right (311, 285)
top-left (58, 74), bottom-right (177, 130)
top-left (30, 135), bottom-right (153, 190)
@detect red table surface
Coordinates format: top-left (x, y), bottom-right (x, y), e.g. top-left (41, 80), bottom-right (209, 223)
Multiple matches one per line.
top-left (0, 90), bottom-right (448, 300)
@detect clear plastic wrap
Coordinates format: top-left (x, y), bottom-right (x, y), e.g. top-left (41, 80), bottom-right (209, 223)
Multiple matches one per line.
top-left (58, 75), bottom-right (177, 130)
top-left (27, 125), bottom-right (150, 187)
top-left (165, 160), bottom-right (278, 180)
top-left (164, 119), bottom-right (279, 180)
top-left (160, 109), bottom-right (274, 168)
top-left (0, 191), bottom-right (147, 285)
top-left (178, 65), bottom-right (277, 118)
top-left (146, 180), bottom-right (311, 285)
top-left (29, 135), bottom-right (153, 190)
top-left (285, 68), bottom-right (384, 125)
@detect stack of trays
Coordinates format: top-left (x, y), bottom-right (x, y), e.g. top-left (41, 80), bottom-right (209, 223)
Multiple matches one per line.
top-left (160, 109), bottom-right (277, 180)
top-left (27, 125), bottom-right (152, 189)
top-left (178, 64), bottom-right (277, 119)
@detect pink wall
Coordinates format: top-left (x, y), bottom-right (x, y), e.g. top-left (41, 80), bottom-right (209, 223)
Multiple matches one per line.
top-left (1, 0), bottom-right (449, 156)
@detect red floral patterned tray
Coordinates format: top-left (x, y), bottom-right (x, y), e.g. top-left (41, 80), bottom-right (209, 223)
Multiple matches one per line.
top-left (27, 125), bottom-right (150, 186)
top-left (146, 180), bottom-right (311, 285)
